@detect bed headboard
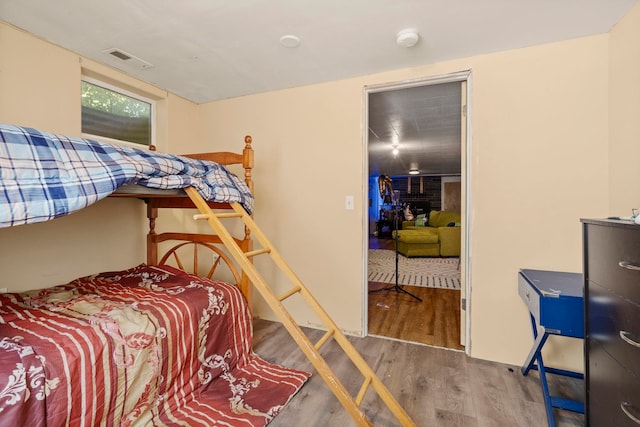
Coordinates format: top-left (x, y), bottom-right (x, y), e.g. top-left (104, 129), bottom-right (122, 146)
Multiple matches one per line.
top-left (145, 135), bottom-right (254, 302)
top-left (183, 135), bottom-right (254, 195)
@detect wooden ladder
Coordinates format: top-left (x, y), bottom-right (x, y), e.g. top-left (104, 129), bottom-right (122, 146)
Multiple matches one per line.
top-left (185, 187), bottom-right (416, 427)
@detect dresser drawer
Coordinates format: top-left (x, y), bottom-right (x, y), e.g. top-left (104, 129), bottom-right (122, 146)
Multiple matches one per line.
top-left (588, 280), bottom-right (640, 379)
top-left (587, 339), bottom-right (640, 427)
top-left (584, 224), bottom-right (640, 305)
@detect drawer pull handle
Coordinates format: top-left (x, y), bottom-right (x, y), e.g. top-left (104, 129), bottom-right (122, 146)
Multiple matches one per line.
top-left (618, 261), bottom-right (640, 271)
top-left (621, 402), bottom-right (640, 424)
top-left (620, 330), bottom-right (640, 348)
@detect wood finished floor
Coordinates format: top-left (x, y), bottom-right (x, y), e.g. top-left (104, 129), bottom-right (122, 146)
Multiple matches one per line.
top-left (253, 319), bottom-right (585, 427)
top-left (368, 284), bottom-right (463, 350)
top-left (368, 236), bottom-right (463, 350)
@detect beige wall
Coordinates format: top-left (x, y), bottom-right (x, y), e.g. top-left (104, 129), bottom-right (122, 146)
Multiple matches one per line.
top-left (198, 82), bottom-right (365, 331)
top-left (197, 35), bottom-right (611, 367)
top-left (0, 23), bottom-right (200, 290)
top-left (0, 22), bottom-right (80, 133)
top-left (3, 1), bottom-right (640, 367)
top-left (466, 38), bottom-right (609, 367)
top-left (609, 2), bottom-right (640, 214)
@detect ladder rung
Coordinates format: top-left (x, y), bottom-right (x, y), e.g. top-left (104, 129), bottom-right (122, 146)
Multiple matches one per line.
top-left (314, 329), bottom-right (335, 350)
top-left (277, 286), bottom-right (302, 302)
top-left (216, 212), bottom-right (244, 218)
top-left (355, 376), bottom-right (372, 406)
top-left (244, 248), bottom-right (271, 258)
top-left (193, 212), bottom-right (244, 220)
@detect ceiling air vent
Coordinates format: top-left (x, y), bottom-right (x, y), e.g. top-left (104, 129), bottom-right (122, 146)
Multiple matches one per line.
top-left (102, 48), bottom-right (154, 70)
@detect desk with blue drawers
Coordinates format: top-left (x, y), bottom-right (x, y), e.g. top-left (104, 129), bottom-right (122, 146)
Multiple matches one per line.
top-left (518, 269), bottom-right (584, 427)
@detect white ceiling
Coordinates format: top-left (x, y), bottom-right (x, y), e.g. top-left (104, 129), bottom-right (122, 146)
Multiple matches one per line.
top-left (1, 0), bottom-right (636, 177)
top-left (1, 0), bottom-right (635, 104)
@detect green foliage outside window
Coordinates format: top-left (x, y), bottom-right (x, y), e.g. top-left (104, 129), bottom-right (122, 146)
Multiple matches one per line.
top-left (81, 81), bottom-right (150, 118)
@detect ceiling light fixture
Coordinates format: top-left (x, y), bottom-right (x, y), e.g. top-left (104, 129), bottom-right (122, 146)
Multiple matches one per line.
top-left (396, 28), bottom-right (420, 48)
top-left (279, 35), bottom-right (301, 48)
top-left (409, 169), bottom-right (419, 175)
top-left (392, 148), bottom-right (399, 156)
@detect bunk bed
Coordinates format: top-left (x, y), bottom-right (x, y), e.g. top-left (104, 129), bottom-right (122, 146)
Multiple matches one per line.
top-left (0, 123), bottom-right (308, 426)
top-left (0, 123), bottom-right (417, 426)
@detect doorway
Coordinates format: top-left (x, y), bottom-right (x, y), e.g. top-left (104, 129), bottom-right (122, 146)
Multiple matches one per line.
top-left (363, 71), bottom-right (470, 351)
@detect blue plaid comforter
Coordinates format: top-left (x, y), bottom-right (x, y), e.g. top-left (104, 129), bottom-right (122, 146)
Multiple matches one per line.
top-left (0, 124), bottom-right (254, 227)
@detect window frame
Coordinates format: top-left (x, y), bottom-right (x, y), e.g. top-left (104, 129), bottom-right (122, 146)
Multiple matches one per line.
top-left (81, 76), bottom-right (156, 148)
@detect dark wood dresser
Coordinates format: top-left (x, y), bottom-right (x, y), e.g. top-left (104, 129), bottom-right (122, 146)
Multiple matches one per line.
top-left (582, 219), bottom-right (640, 426)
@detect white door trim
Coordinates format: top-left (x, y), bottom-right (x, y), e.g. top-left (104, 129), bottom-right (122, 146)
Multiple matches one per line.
top-left (362, 70), bottom-right (473, 354)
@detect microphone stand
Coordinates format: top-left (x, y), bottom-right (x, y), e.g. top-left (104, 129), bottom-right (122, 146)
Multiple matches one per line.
top-left (370, 205), bottom-right (422, 302)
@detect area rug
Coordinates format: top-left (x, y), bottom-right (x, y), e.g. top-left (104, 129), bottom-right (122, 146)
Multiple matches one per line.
top-left (368, 249), bottom-right (461, 289)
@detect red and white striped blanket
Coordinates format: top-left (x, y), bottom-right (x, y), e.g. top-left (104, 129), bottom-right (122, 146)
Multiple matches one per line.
top-left (0, 265), bottom-right (308, 426)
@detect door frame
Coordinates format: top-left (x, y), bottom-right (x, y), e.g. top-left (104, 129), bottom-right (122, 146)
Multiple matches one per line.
top-left (362, 70), bottom-right (473, 353)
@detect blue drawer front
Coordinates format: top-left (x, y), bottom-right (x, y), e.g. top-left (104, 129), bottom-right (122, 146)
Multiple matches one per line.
top-left (519, 269), bottom-right (584, 339)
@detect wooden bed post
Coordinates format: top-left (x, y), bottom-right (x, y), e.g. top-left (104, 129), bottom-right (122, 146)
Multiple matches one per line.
top-left (146, 202), bottom-right (158, 265)
top-left (241, 135), bottom-right (254, 305)
top-left (242, 135), bottom-right (254, 238)
top-left (243, 135), bottom-right (254, 192)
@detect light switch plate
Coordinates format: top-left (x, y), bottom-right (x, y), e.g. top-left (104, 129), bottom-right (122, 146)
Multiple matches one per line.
top-left (345, 195), bottom-right (354, 210)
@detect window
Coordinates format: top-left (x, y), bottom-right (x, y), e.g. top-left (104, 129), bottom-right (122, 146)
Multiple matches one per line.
top-left (81, 78), bottom-right (153, 146)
